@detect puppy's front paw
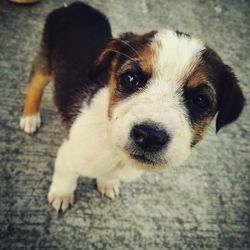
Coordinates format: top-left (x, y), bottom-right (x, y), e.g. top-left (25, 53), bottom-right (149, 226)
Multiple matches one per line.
top-left (48, 192), bottom-right (74, 213)
top-left (20, 113), bottom-right (41, 134)
top-left (96, 178), bottom-right (120, 200)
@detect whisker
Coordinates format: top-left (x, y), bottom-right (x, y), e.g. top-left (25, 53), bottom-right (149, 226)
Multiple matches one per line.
top-left (104, 49), bottom-right (138, 62)
top-left (119, 39), bottom-right (140, 58)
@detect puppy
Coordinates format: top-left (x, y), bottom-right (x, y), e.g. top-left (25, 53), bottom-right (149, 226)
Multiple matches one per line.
top-left (20, 2), bottom-right (244, 212)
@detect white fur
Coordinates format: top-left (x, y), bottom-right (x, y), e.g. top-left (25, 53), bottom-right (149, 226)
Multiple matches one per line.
top-left (153, 30), bottom-right (204, 80)
top-left (48, 30), bottom-right (205, 211)
top-left (48, 88), bottom-right (142, 211)
top-left (110, 30), bottom-right (205, 169)
top-left (20, 113), bottom-right (41, 134)
top-left (96, 178), bottom-right (120, 200)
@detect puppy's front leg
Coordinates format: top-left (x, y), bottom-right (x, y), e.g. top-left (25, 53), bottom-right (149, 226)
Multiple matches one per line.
top-left (48, 141), bottom-right (79, 212)
top-left (96, 177), bottom-right (120, 200)
top-left (96, 165), bottom-right (143, 200)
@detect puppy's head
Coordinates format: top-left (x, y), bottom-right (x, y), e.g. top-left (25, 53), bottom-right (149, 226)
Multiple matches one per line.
top-left (94, 29), bottom-right (244, 170)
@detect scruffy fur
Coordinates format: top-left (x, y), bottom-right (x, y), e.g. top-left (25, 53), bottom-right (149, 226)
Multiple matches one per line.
top-left (20, 2), bottom-right (245, 212)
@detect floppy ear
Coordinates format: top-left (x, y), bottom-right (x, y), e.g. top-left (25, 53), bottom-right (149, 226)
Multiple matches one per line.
top-left (89, 32), bottom-right (141, 82)
top-left (89, 32), bottom-right (150, 82)
top-left (88, 40), bottom-right (118, 82)
top-left (216, 65), bottom-right (245, 132)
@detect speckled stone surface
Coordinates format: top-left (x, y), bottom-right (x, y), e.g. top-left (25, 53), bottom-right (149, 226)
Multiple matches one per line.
top-left (0, 0), bottom-right (249, 249)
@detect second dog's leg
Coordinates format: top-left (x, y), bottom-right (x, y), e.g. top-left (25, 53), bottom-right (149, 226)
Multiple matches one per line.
top-left (48, 141), bottom-right (79, 212)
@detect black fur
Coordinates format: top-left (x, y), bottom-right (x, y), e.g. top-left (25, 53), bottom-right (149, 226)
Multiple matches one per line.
top-left (175, 30), bottom-right (191, 38)
top-left (215, 65), bottom-right (245, 132)
top-left (42, 2), bottom-right (112, 127)
top-left (201, 48), bottom-right (245, 132)
top-left (183, 84), bottom-right (217, 126)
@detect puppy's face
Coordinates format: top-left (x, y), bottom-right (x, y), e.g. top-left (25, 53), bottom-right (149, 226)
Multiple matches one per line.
top-left (95, 29), bottom-right (244, 171)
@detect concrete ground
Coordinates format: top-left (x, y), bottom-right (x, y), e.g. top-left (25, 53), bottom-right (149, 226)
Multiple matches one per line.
top-left (0, 0), bottom-right (249, 249)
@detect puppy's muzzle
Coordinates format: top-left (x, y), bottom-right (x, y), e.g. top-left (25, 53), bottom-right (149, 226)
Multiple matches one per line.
top-left (130, 123), bottom-right (170, 152)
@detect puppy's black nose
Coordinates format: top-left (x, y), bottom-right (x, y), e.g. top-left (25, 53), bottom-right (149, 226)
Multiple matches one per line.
top-left (131, 124), bottom-right (170, 152)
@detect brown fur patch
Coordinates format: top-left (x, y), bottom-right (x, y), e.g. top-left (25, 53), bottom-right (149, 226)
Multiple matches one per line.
top-left (185, 59), bottom-right (210, 88)
top-left (191, 116), bottom-right (213, 146)
top-left (138, 45), bottom-right (155, 77)
top-left (183, 50), bottom-right (219, 146)
top-left (184, 45), bottom-right (225, 90)
top-left (107, 58), bottom-right (119, 118)
top-left (106, 32), bottom-right (157, 118)
top-left (23, 71), bottom-right (51, 116)
top-left (107, 47), bottom-right (156, 118)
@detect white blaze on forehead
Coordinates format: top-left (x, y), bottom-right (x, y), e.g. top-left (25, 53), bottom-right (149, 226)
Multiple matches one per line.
top-left (151, 29), bottom-right (205, 85)
top-left (108, 30), bottom-right (207, 170)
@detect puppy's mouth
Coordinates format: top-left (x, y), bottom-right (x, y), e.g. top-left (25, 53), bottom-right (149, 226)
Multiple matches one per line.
top-left (130, 154), bottom-right (156, 165)
top-left (123, 144), bottom-right (167, 167)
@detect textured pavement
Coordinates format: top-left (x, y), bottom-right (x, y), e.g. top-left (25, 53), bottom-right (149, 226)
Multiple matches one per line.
top-left (0, 0), bottom-right (250, 249)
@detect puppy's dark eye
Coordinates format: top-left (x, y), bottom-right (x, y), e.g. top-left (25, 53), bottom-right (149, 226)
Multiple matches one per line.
top-left (119, 71), bottom-right (139, 90)
top-left (183, 85), bottom-right (215, 125)
top-left (118, 67), bottom-right (149, 94)
top-left (192, 94), bottom-right (209, 109)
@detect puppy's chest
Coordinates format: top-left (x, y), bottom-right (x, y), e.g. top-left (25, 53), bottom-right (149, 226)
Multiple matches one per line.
top-left (65, 87), bottom-right (120, 175)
